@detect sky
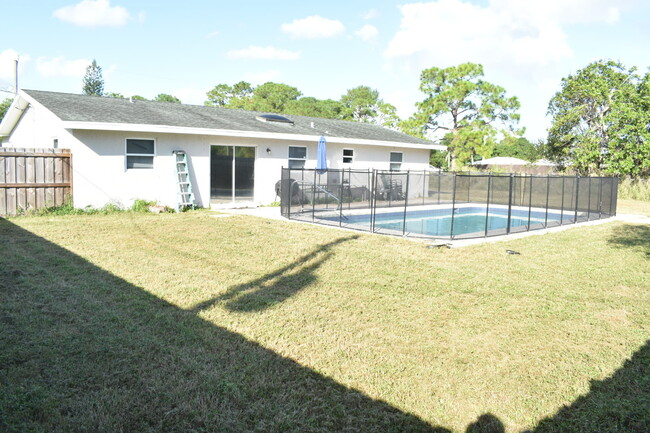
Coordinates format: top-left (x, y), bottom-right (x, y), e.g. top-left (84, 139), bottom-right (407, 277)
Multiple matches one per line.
top-left (1, 0), bottom-right (649, 141)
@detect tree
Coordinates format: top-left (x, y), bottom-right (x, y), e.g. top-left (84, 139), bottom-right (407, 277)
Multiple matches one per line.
top-left (104, 92), bottom-right (125, 99)
top-left (340, 86), bottom-right (400, 128)
top-left (205, 81), bottom-right (253, 107)
top-left (284, 97), bottom-right (343, 119)
top-left (547, 60), bottom-right (650, 177)
top-left (130, 95), bottom-right (148, 101)
top-left (243, 82), bottom-right (301, 113)
top-left (154, 93), bottom-right (181, 103)
top-left (0, 98), bottom-right (13, 122)
top-left (82, 59), bottom-right (104, 96)
top-left (403, 63), bottom-right (520, 170)
top-left (493, 134), bottom-right (540, 162)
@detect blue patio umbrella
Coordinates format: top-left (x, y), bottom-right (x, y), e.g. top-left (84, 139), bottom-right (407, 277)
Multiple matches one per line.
top-left (316, 135), bottom-right (327, 174)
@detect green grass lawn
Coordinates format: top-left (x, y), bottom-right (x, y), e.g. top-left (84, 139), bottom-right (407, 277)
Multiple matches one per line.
top-left (1, 202), bottom-right (649, 432)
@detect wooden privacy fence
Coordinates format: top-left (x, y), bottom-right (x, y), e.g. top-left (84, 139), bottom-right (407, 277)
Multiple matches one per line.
top-left (0, 148), bottom-right (72, 216)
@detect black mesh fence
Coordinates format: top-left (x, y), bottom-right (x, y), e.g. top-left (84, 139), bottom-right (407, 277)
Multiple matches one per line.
top-left (280, 168), bottom-right (618, 240)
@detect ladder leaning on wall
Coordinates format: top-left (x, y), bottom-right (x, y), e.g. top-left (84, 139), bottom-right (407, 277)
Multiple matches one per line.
top-left (172, 150), bottom-right (195, 211)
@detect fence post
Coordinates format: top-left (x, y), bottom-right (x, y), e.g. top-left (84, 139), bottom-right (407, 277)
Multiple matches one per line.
top-left (422, 170), bottom-right (426, 205)
top-left (586, 176), bottom-right (592, 221)
top-left (506, 174), bottom-right (514, 234)
top-left (560, 176), bottom-right (566, 225)
top-left (371, 170), bottom-right (378, 233)
top-left (544, 174), bottom-right (550, 228)
top-left (338, 170), bottom-right (344, 228)
top-left (574, 175), bottom-right (580, 224)
top-left (598, 177), bottom-right (603, 219)
top-left (437, 171), bottom-right (441, 204)
top-left (484, 174), bottom-right (492, 237)
top-left (449, 174), bottom-right (457, 239)
top-left (312, 169), bottom-right (317, 222)
top-left (286, 168), bottom-right (291, 220)
top-left (609, 177), bottom-right (618, 217)
top-left (527, 175), bottom-right (533, 230)
top-left (402, 171), bottom-right (410, 236)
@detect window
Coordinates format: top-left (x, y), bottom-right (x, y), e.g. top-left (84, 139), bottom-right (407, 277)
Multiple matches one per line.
top-left (343, 149), bottom-right (354, 164)
top-left (126, 138), bottom-right (155, 169)
top-left (53, 138), bottom-right (58, 149)
top-left (288, 146), bottom-right (307, 169)
top-left (390, 152), bottom-right (403, 171)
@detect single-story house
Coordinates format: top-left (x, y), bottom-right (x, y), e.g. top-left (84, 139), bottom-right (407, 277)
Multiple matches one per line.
top-left (0, 90), bottom-right (444, 209)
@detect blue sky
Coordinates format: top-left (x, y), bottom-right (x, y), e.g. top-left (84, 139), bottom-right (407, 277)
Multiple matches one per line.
top-left (1, 0), bottom-right (649, 140)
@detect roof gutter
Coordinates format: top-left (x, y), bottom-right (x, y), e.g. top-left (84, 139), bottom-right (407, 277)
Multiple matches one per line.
top-left (61, 121), bottom-right (447, 151)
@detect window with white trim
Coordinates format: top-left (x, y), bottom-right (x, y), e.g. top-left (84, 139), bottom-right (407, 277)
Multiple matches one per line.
top-left (126, 138), bottom-right (155, 169)
top-left (288, 146), bottom-right (307, 169)
top-left (390, 152), bottom-right (403, 171)
top-left (342, 148), bottom-right (354, 164)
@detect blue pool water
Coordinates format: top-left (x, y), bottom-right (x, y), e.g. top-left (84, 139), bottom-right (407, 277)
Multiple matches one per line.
top-left (331, 207), bottom-right (563, 237)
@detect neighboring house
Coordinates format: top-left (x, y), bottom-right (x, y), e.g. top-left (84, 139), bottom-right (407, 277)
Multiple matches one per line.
top-left (470, 156), bottom-right (530, 168)
top-left (471, 156), bottom-right (560, 175)
top-left (0, 90), bottom-right (444, 209)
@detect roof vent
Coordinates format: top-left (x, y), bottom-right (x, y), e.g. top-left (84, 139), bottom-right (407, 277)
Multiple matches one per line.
top-left (256, 114), bottom-right (294, 125)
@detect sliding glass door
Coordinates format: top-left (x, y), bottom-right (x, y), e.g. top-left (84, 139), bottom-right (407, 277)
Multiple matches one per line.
top-left (210, 145), bottom-right (255, 203)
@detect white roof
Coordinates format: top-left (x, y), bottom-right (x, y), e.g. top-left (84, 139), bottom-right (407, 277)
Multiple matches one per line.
top-left (533, 159), bottom-right (558, 166)
top-left (471, 157), bottom-right (530, 166)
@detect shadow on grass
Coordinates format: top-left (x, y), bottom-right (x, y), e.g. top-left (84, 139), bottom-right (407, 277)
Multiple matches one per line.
top-left (191, 235), bottom-right (359, 313)
top-left (0, 219), bottom-right (442, 432)
top-left (527, 340), bottom-right (649, 433)
top-left (607, 223), bottom-right (650, 257)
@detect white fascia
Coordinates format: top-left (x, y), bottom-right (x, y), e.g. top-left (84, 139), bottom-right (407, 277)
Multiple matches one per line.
top-left (61, 121), bottom-right (447, 151)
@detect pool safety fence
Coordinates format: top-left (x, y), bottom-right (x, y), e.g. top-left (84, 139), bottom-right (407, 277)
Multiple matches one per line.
top-left (280, 168), bottom-right (618, 240)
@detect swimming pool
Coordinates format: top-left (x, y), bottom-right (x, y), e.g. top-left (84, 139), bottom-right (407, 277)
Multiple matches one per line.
top-left (324, 206), bottom-right (564, 238)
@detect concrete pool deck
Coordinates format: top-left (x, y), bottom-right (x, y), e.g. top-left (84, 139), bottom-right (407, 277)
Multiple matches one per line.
top-left (213, 206), bottom-right (650, 248)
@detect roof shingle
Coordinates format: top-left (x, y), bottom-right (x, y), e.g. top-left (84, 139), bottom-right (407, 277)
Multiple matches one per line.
top-left (23, 89), bottom-right (432, 146)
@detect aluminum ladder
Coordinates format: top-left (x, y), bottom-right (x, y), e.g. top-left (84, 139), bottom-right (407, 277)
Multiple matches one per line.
top-left (173, 150), bottom-right (195, 211)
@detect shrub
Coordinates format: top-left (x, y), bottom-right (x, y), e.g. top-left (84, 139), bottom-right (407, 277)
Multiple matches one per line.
top-left (618, 178), bottom-right (650, 201)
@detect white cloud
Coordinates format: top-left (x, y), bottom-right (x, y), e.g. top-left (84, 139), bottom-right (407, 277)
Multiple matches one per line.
top-left (362, 8), bottom-right (380, 20)
top-left (171, 87), bottom-right (206, 105)
top-left (53, 0), bottom-right (132, 27)
top-left (384, 0), bottom-right (623, 71)
top-left (355, 24), bottom-right (379, 41)
top-left (281, 15), bottom-right (345, 39)
top-left (0, 49), bottom-right (31, 82)
top-left (227, 46), bottom-right (301, 60)
top-left (205, 30), bottom-right (219, 39)
top-left (243, 70), bottom-right (281, 85)
top-left (36, 57), bottom-right (92, 78)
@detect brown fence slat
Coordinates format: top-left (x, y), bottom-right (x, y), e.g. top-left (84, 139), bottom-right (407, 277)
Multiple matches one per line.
top-left (0, 147), bottom-right (72, 216)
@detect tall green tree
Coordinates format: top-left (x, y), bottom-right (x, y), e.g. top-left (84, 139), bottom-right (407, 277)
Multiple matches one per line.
top-left (82, 59), bottom-right (104, 96)
top-left (205, 81), bottom-right (253, 107)
top-left (548, 60), bottom-right (650, 177)
top-left (154, 94), bottom-right (181, 103)
top-left (493, 134), bottom-right (541, 162)
top-left (284, 97), bottom-right (343, 119)
top-left (402, 63), bottom-right (520, 169)
top-left (340, 86), bottom-right (400, 128)
top-left (0, 98), bottom-right (13, 122)
top-left (243, 82), bottom-right (301, 113)
top-left (548, 60), bottom-right (648, 174)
